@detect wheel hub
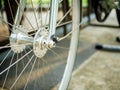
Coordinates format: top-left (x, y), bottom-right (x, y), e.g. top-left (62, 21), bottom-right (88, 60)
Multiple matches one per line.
top-left (10, 26), bottom-right (55, 56)
top-left (10, 26), bottom-right (33, 53)
top-left (33, 27), bottom-right (55, 58)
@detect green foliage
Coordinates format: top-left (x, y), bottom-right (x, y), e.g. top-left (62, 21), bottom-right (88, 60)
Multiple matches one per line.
top-left (26, 0), bottom-right (88, 7)
top-left (26, 0), bottom-right (50, 4)
top-left (83, 0), bottom-right (88, 7)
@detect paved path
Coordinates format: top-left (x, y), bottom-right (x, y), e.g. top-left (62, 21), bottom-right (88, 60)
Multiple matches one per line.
top-left (68, 10), bottom-right (120, 90)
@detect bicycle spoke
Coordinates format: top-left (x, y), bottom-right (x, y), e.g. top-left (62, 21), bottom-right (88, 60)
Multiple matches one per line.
top-left (0, 45), bottom-right (11, 49)
top-left (58, 23), bottom-right (81, 41)
top-left (24, 49), bottom-right (33, 67)
top-left (0, 17), bottom-right (31, 36)
top-left (23, 57), bottom-right (37, 90)
top-left (57, 8), bottom-right (72, 26)
top-left (56, 45), bottom-right (69, 50)
top-left (0, 49), bottom-right (12, 66)
top-left (47, 48), bottom-right (63, 60)
top-left (0, 50), bottom-right (32, 75)
top-left (10, 55), bottom-right (35, 90)
top-left (39, 0), bottom-right (43, 26)
top-left (33, 60), bottom-right (41, 89)
top-left (56, 20), bottom-right (72, 27)
top-left (47, 48), bottom-right (58, 56)
top-left (20, 52), bottom-right (25, 69)
top-left (8, 0), bottom-right (14, 25)
top-left (0, 17), bottom-right (14, 33)
top-left (15, 53), bottom-right (19, 90)
top-left (14, 0), bottom-right (35, 30)
top-left (0, 44), bottom-right (31, 50)
top-left (2, 53), bottom-right (15, 89)
top-left (30, 0), bottom-right (39, 29)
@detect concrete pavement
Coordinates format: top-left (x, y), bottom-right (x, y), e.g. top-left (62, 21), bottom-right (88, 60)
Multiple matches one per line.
top-left (68, 10), bottom-right (120, 90)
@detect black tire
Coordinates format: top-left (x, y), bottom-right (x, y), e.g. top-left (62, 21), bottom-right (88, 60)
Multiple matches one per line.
top-left (116, 9), bottom-right (120, 27)
top-left (4, 0), bottom-right (19, 30)
top-left (91, 0), bottom-right (111, 22)
top-left (80, 0), bottom-right (82, 22)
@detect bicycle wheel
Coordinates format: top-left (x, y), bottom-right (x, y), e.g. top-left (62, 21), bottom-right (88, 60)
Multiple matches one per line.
top-left (0, 0), bottom-right (80, 90)
top-left (91, 0), bottom-right (111, 22)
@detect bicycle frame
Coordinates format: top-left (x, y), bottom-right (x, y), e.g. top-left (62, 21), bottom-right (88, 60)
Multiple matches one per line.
top-left (49, 0), bottom-right (59, 39)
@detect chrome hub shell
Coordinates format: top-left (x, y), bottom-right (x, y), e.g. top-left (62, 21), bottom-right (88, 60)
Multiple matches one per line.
top-left (33, 27), bottom-right (55, 58)
top-left (10, 26), bottom-right (33, 53)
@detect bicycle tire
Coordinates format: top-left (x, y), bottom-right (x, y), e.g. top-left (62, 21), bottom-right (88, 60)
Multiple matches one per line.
top-left (91, 0), bottom-right (111, 22)
top-left (116, 9), bottom-right (120, 27)
top-left (59, 0), bottom-right (80, 89)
